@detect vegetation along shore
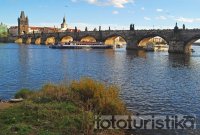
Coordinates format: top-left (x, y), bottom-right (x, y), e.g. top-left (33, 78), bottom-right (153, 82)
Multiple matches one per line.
top-left (0, 78), bottom-right (128, 135)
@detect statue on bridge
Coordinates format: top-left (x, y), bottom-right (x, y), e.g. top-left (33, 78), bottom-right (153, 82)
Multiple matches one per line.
top-left (75, 26), bottom-right (77, 32)
top-left (99, 26), bottom-right (101, 31)
top-left (174, 22), bottom-right (179, 33)
top-left (130, 24), bottom-right (135, 31)
top-left (93, 28), bottom-right (97, 31)
top-left (183, 24), bottom-right (186, 30)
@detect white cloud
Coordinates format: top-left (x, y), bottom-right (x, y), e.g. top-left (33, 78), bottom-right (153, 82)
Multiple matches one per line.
top-left (175, 17), bottom-right (200, 23)
top-left (82, 0), bottom-right (134, 8)
top-left (29, 22), bottom-right (127, 31)
top-left (68, 22), bottom-right (129, 30)
top-left (144, 17), bottom-right (151, 21)
top-left (128, 10), bottom-right (135, 14)
top-left (38, 5), bottom-right (48, 8)
top-left (87, 0), bottom-right (98, 4)
top-left (176, 17), bottom-right (193, 23)
top-left (141, 7), bottom-right (145, 11)
top-left (30, 22), bottom-right (61, 28)
top-left (168, 15), bottom-right (175, 19)
top-left (112, 10), bottom-right (119, 14)
top-left (133, 25), bottom-right (172, 29)
top-left (7, 21), bottom-right (174, 30)
top-left (156, 9), bottom-right (163, 12)
top-left (28, 22), bottom-right (129, 31)
top-left (156, 16), bottom-right (167, 20)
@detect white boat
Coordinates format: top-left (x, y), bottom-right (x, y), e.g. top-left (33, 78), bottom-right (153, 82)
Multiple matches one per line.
top-left (154, 44), bottom-right (169, 51)
top-left (145, 43), bottom-right (169, 52)
top-left (145, 43), bottom-right (155, 51)
top-left (49, 42), bottom-right (113, 49)
top-left (9, 98), bottom-right (24, 103)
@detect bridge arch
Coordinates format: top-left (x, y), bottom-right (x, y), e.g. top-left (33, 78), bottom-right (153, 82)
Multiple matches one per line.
top-left (26, 37), bottom-right (32, 44)
top-left (45, 36), bottom-right (56, 45)
top-left (15, 38), bottom-right (23, 44)
top-left (184, 35), bottom-right (200, 53)
top-left (35, 36), bottom-right (41, 45)
top-left (61, 36), bottom-right (73, 43)
top-left (104, 34), bottom-right (127, 47)
top-left (137, 35), bottom-right (168, 50)
top-left (80, 35), bottom-right (97, 42)
top-left (138, 34), bottom-right (168, 46)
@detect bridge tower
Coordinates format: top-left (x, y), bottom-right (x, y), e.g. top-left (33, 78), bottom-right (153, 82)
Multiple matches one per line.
top-left (61, 16), bottom-right (67, 31)
top-left (18, 11), bottom-right (29, 35)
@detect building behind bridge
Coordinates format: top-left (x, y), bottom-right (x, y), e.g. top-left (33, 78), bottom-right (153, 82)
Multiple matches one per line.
top-left (8, 11), bottom-right (80, 36)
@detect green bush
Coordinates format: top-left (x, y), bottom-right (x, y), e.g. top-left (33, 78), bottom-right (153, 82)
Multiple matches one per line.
top-left (69, 78), bottom-right (126, 114)
top-left (15, 89), bottom-right (34, 99)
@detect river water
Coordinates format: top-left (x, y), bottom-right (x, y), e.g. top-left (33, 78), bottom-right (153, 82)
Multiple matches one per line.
top-left (0, 43), bottom-right (200, 134)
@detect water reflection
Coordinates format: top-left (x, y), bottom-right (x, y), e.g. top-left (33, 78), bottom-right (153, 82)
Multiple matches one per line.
top-left (168, 53), bottom-right (191, 67)
top-left (18, 46), bottom-right (30, 87)
top-left (126, 50), bottom-right (147, 59)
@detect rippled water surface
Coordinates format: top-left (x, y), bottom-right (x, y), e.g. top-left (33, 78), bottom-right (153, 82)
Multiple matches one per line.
top-left (1, 43), bottom-right (200, 119)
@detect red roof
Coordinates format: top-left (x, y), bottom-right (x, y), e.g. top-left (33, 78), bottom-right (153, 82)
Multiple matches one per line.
top-left (29, 26), bottom-right (58, 30)
top-left (9, 26), bottom-right (18, 29)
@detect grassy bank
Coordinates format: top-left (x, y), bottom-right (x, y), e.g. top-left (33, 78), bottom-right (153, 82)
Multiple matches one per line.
top-left (0, 78), bottom-right (127, 135)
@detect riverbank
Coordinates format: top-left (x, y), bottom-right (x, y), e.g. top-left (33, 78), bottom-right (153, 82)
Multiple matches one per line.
top-left (0, 36), bottom-right (17, 43)
top-left (0, 37), bottom-right (8, 43)
top-left (0, 78), bottom-right (127, 135)
top-left (0, 102), bottom-right (13, 110)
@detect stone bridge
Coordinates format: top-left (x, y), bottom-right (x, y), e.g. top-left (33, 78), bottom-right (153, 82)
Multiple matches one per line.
top-left (15, 28), bottom-right (200, 54)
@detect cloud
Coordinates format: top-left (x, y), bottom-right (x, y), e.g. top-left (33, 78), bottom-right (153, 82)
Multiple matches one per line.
top-left (141, 7), bottom-right (145, 11)
top-left (30, 22), bottom-right (61, 27)
top-left (38, 5), bottom-right (48, 8)
top-left (144, 17), bottom-right (151, 21)
top-left (112, 10), bottom-right (119, 14)
top-left (68, 22), bottom-right (129, 30)
top-left (175, 17), bottom-right (200, 23)
top-left (71, 0), bottom-right (77, 2)
top-left (156, 16), bottom-right (167, 20)
top-left (128, 10), bottom-right (135, 14)
top-left (168, 15), bottom-right (175, 19)
top-left (156, 9), bottom-right (163, 12)
top-left (29, 22), bottom-right (129, 31)
top-left (75, 0), bottom-right (134, 8)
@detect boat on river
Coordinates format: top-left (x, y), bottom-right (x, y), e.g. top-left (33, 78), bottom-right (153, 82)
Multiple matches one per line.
top-left (49, 42), bottom-right (113, 49)
top-left (145, 43), bottom-right (169, 52)
top-left (190, 49), bottom-right (195, 53)
top-left (145, 43), bottom-right (155, 51)
top-left (9, 98), bottom-right (24, 103)
top-left (154, 44), bottom-right (169, 51)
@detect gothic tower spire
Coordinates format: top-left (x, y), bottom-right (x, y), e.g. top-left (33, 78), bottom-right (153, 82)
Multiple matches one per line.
top-left (63, 16), bottom-right (66, 23)
top-left (61, 15), bottom-right (67, 31)
top-left (18, 11), bottom-right (29, 35)
top-left (20, 11), bottom-right (25, 19)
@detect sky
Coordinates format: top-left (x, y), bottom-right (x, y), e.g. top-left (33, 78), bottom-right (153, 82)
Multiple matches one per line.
top-left (0, 0), bottom-right (200, 30)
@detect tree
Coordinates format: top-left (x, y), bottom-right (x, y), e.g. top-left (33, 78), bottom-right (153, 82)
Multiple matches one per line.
top-left (0, 23), bottom-right (8, 38)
